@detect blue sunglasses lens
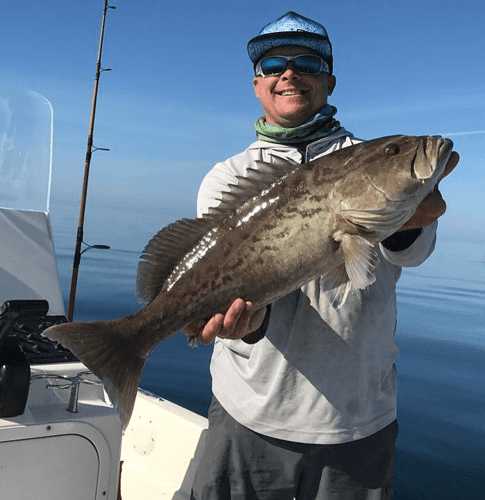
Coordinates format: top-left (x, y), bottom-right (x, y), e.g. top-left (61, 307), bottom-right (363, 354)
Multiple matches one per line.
top-left (292, 55), bottom-right (323, 74)
top-left (259, 55), bottom-right (323, 76)
top-left (260, 57), bottom-right (288, 75)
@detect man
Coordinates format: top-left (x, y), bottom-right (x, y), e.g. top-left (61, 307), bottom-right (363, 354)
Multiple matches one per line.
top-left (188, 12), bottom-right (458, 500)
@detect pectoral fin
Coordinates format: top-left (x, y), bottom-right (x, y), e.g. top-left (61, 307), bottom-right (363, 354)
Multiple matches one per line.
top-left (337, 233), bottom-right (379, 289)
top-left (321, 233), bottom-right (379, 309)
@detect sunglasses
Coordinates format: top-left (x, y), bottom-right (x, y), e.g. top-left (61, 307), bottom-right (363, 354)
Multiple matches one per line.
top-left (254, 54), bottom-right (329, 77)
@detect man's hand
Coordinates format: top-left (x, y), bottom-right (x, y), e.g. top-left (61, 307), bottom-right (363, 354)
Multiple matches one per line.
top-left (183, 299), bottom-right (267, 345)
top-left (399, 151), bottom-right (459, 231)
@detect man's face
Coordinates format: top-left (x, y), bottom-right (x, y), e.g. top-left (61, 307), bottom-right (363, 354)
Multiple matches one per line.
top-left (253, 46), bottom-right (336, 128)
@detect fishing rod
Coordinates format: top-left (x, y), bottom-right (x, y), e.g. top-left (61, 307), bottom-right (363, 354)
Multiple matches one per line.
top-left (67, 0), bottom-right (116, 322)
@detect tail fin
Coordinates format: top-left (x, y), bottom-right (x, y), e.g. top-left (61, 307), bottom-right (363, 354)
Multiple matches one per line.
top-left (43, 320), bottom-right (145, 429)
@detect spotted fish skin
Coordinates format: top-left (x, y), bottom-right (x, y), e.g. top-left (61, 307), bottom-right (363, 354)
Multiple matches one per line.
top-left (44, 135), bottom-right (454, 428)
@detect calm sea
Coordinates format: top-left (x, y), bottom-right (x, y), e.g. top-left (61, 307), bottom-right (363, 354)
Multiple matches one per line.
top-left (51, 203), bottom-right (485, 500)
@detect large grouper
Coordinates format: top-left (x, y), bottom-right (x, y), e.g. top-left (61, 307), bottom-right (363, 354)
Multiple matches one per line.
top-left (44, 134), bottom-right (454, 428)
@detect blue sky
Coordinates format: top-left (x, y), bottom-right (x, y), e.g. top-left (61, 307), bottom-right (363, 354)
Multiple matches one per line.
top-left (1, 0), bottom-right (484, 240)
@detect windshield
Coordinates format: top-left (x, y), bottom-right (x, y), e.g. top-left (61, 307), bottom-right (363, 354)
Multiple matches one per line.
top-left (0, 88), bottom-right (53, 212)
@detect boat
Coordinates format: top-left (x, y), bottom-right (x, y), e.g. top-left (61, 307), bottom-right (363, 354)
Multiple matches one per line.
top-left (0, 88), bottom-right (208, 499)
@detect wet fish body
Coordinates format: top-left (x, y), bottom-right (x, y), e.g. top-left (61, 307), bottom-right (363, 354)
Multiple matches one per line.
top-left (44, 135), bottom-right (453, 428)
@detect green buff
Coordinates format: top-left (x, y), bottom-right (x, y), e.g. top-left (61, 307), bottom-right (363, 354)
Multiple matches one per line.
top-left (255, 104), bottom-right (340, 145)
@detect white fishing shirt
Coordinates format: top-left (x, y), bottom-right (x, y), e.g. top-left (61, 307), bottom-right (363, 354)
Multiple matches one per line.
top-left (197, 129), bottom-right (438, 444)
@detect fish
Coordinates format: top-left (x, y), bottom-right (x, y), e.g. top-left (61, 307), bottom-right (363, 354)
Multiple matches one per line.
top-left (43, 134), bottom-right (454, 428)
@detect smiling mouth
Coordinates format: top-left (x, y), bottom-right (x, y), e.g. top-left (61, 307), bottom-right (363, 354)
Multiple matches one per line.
top-left (276, 90), bottom-right (308, 96)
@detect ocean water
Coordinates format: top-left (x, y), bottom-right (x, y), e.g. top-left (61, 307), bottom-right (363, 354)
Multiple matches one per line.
top-left (50, 204), bottom-right (485, 500)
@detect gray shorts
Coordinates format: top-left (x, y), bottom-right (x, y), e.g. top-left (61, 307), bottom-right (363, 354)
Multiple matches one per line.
top-left (191, 397), bottom-right (397, 500)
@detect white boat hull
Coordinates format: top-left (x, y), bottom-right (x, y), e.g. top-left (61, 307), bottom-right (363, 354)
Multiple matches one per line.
top-left (121, 390), bottom-right (208, 499)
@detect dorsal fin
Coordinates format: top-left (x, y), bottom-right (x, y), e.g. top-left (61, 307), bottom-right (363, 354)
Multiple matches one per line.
top-left (136, 217), bottom-right (215, 302)
top-left (137, 159), bottom-right (295, 302)
top-left (211, 159), bottom-right (295, 215)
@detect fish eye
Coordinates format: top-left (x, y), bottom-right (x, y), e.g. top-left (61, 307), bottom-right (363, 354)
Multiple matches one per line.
top-left (385, 144), bottom-right (400, 155)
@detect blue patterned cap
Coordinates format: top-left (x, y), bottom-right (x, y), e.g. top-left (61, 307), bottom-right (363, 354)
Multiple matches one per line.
top-left (248, 11), bottom-right (333, 74)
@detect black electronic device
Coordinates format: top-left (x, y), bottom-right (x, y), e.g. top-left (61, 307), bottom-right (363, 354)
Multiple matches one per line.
top-left (0, 300), bottom-right (78, 418)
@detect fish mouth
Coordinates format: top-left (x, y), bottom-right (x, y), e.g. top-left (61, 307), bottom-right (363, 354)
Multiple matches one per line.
top-left (413, 136), bottom-right (453, 181)
top-left (437, 137), bottom-right (453, 168)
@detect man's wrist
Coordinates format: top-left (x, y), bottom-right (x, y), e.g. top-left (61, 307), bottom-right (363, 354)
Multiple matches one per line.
top-left (381, 228), bottom-right (423, 252)
top-left (242, 304), bottom-right (272, 344)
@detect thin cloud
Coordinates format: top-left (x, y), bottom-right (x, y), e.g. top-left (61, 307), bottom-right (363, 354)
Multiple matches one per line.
top-left (440, 130), bottom-right (485, 137)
